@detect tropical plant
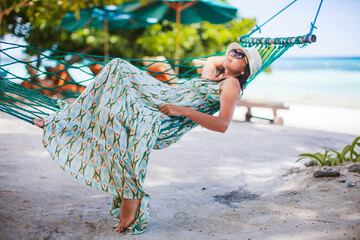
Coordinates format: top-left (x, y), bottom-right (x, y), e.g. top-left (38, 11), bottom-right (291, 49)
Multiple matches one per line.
top-left (296, 136), bottom-right (360, 166)
top-left (1, 0), bottom-right (129, 53)
top-left (1, 0), bottom-right (256, 60)
top-left (135, 18), bottom-right (256, 60)
top-left (1, 0), bottom-right (264, 80)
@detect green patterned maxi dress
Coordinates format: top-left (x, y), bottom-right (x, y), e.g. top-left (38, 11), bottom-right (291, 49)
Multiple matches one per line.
top-left (42, 58), bottom-right (227, 234)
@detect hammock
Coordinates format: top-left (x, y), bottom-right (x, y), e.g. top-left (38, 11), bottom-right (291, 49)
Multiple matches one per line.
top-left (0, 0), bottom-right (322, 125)
top-left (0, 34), bottom-right (316, 124)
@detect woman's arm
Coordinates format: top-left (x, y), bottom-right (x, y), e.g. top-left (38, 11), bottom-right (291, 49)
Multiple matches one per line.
top-left (201, 56), bottom-right (226, 79)
top-left (159, 77), bottom-right (241, 133)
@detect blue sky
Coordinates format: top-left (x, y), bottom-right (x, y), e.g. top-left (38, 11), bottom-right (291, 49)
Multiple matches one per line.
top-left (228, 0), bottom-right (360, 58)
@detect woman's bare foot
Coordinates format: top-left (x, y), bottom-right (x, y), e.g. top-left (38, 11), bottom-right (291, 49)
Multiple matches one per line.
top-left (114, 198), bottom-right (141, 233)
top-left (33, 118), bottom-right (44, 128)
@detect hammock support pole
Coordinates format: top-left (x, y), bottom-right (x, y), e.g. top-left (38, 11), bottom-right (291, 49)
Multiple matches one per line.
top-left (238, 34), bottom-right (317, 45)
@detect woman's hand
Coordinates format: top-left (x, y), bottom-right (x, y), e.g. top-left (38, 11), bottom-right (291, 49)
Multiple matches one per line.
top-left (201, 56), bottom-right (226, 79)
top-left (159, 104), bottom-right (186, 117)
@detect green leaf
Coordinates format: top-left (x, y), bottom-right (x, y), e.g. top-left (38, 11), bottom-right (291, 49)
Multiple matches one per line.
top-left (330, 157), bottom-right (338, 166)
top-left (295, 156), bottom-right (306, 163)
top-left (352, 136), bottom-right (360, 144)
top-left (349, 137), bottom-right (360, 162)
top-left (298, 153), bottom-right (317, 158)
top-left (314, 152), bottom-right (326, 165)
top-left (298, 153), bottom-right (325, 166)
top-left (341, 145), bottom-right (351, 162)
top-left (350, 136), bottom-right (360, 149)
top-left (328, 148), bottom-right (340, 156)
top-left (351, 152), bottom-right (359, 162)
top-left (328, 148), bottom-right (342, 163)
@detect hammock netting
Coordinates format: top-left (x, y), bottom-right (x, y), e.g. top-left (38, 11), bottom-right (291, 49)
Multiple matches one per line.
top-left (0, 34), bottom-right (316, 125)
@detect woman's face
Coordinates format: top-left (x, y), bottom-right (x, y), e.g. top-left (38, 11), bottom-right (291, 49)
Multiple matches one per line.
top-left (223, 49), bottom-right (248, 77)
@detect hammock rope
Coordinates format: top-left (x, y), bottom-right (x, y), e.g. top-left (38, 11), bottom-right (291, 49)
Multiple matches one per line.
top-left (0, 33), bottom-right (316, 125)
top-left (309, 0), bottom-right (324, 35)
top-left (243, 0), bottom-right (299, 38)
top-left (0, 0), bottom-right (323, 125)
top-left (242, 0), bottom-right (323, 38)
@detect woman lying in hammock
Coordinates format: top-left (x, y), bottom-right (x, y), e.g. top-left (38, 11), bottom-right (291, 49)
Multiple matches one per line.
top-left (32, 42), bottom-right (262, 234)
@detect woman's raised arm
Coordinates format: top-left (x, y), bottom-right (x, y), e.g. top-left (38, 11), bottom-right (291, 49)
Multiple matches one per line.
top-left (201, 56), bottom-right (226, 79)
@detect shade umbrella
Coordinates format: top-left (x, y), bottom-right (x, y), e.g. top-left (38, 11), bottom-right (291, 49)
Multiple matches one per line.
top-left (128, 0), bottom-right (238, 62)
top-left (59, 5), bottom-right (157, 58)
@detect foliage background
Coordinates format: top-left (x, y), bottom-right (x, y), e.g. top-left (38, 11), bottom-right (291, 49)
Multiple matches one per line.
top-left (1, 0), bottom-right (256, 60)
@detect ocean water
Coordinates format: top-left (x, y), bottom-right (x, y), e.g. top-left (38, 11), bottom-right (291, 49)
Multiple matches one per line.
top-left (1, 57), bottom-right (360, 108)
top-left (243, 58), bottom-right (360, 108)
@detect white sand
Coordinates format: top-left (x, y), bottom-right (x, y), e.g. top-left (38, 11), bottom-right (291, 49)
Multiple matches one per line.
top-left (0, 105), bottom-right (359, 239)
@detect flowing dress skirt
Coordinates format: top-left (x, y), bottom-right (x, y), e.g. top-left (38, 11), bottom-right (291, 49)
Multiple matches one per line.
top-left (42, 58), bottom-right (222, 234)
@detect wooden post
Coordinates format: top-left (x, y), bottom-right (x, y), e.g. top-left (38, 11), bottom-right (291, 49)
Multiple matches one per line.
top-left (103, 19), bottom-right (109, 61)
top-left (174, 7), bottom-right (181, 74)
top-left (165, 1), bottom-right (196, 75)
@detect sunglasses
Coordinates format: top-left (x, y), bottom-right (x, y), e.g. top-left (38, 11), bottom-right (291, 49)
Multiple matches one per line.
top-left (228, 49), bottom-right (247, 60)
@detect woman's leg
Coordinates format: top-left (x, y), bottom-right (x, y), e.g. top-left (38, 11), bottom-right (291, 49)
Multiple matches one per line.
top-left (114, 198), bottom-right (141, 232)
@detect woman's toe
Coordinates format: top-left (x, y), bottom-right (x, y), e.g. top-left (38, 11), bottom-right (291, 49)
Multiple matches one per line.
top-left (33, 119), bottom-right (44, 128)
top-left (115, 225), bottom-right (123, 232)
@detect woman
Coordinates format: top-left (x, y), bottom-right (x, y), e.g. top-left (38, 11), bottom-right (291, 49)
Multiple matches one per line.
top-left (33, 42), bottom-right (262, 234)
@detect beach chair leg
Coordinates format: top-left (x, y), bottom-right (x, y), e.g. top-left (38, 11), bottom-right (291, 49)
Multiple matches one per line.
top-left (245, 107), bottom-right (252, 122)
top-left (272, 108), bottom-right (277, 119)
top-left (273, 116), bottom-right (284, 125)
top-left (272, 108), bottom-right (284, 125)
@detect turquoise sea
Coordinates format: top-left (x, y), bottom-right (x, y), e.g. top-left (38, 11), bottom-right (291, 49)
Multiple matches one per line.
top-left (243, 58), bottom-right (360, 108)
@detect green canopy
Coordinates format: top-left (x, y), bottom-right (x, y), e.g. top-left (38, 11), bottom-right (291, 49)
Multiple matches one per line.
top-left (125, 0), bottom-right (238, 65)
top-left (129, 0), bottom-right (237, 24)
top-left (59, 5), bottom-right (157, 58)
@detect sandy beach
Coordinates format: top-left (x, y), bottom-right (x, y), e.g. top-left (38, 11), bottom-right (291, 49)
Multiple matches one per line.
top-left (0, 103), bottom-right (359, 240)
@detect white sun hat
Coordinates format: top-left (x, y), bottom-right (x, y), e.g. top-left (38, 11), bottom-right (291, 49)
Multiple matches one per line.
top-left (226, 42), bottom-right (262, 79)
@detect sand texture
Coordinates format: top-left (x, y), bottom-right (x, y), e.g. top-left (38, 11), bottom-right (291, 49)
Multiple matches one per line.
top-left (0, 110), bottom-right (359, 240)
